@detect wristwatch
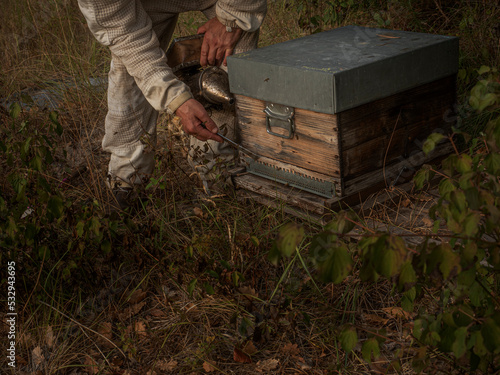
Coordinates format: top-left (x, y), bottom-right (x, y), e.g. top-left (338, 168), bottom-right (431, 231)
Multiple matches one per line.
top-left (226, 26), bottom-right (233, 33)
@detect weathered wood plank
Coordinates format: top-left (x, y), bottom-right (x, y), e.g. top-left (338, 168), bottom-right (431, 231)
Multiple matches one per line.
top-left (342, 142), bottom-right (454, 196)
top-left (340, 85), bottom-right (456, 150)
top-left (339, 75), bottom-right (456, 129)
top-left (235, 95), bottom-right (341, 176)
top-left (239, 154), bottom-right (342, 195)
top-left (341, 111), bottom-right (454, 179)
top-left (233, 173), bottom-right (333, 215)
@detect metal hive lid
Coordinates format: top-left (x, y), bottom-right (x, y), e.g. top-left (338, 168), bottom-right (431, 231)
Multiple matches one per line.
top-left (227, 25), bottom-right (458, 114)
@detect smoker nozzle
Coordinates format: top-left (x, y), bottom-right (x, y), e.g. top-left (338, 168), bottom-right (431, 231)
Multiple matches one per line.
top-left (199, 66), bottom-right (235, 106)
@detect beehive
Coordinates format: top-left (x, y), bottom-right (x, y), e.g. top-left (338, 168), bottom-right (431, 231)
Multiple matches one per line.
top-left (227, 26), bottom-right (458, 216)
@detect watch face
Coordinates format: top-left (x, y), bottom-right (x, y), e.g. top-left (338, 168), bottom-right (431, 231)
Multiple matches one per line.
top-left (226, 26), bottom-right (232, 33)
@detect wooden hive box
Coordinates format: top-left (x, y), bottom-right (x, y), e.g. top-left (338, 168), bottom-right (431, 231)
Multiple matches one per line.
top-left (227, 26), bottom-right (458, 217)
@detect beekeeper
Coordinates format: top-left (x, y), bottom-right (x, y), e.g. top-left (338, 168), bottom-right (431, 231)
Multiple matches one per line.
top-left (77, 0), bottom-right (267, 207)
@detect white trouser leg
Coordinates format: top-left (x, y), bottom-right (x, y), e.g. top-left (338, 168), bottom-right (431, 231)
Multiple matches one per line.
top-left (103, 12), bottom-right (178, 187)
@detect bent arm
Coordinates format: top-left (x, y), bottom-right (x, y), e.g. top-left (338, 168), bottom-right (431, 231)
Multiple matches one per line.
top-left (77, 0), bottom-right (192, 114)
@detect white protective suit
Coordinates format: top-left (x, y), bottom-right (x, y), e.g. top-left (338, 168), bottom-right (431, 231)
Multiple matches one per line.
top-left (77, 0), bottom-right (267, 187)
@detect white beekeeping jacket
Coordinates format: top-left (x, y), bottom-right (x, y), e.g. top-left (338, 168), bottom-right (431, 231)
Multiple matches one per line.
top-left (77, 0), bottom-right (267, 113)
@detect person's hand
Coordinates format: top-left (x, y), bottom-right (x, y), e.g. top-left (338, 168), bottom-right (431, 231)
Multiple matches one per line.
top-left (197, 18), bottom-right (242, 67)
top-left (175, 99), bottom-right (223, 142)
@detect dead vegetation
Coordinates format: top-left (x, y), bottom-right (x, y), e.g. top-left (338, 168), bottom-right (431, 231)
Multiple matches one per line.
top-left (1, 0), bottom-right (499, 374)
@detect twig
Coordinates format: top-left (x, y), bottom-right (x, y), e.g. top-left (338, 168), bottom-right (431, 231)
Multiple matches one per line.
top-left (38, 300), bottom-right (127, 359)
top-left (383, 110), bottom-right (401, 187)
top-left (21, 248), bottom-right (46, 315)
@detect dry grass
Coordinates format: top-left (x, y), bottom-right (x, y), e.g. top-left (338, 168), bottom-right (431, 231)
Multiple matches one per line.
top-left (1, 0), bottom-right (498, 374)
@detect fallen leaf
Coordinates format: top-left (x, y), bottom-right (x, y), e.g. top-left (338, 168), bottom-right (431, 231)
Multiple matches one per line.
top-left (156, 359), bottom-right (178, 371)
top-left (45, 326), bottom-right (55, 348)
top-left (97, 322), bottom-right (114, 348)
top-left (203, 361), bottom-right (216, 372)
top-left (401, 198), bottom-right (412, 207)
top-left (84, 355), bottom-right (99, 374)
top-left (421, 217), bottom-right (433, 227)
top-left (233, 347), bottom-right (252, 363)
top-left (134, 321), bottom-right (148, 339)
top-left (128, 289), bottom-right (147, 304)
top-left (256, 358), bottom-right (279, 372)
top-left (16, 355), bottom-right (28, 366)
top-left (149, 308), bottom-right (166, 318)
top-left (32, 346), bottom-right (44, 368)
top-left (193, 207), bottom-right (205, 218)
top-left (112, 356), bottom-right (124, 366)
top-left (382, 306), bottom-right (413, 320)
top-left (146, 370), bottom-right (157, 375)
top-left (119, 301), bottom-right (146, 320)
top-left (299, 362), bottom-right (312, 370)
top-left (237, 286), bottom-right (258, 299)
top-left (362, 313), bottom-right (390, 325)
top-left (282, 342), bottom-right (300, 356)
top-left (243, 341), bottom-right (258, 356)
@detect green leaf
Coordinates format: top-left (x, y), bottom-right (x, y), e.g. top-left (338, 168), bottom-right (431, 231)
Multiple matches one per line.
top-left (462, 242), bottom-right (478, 264)
top-left (250, 235), bottom-right (260, 247)
top-left (318, 244), bottom-right (353, 284)
top-left (457, 267), bottom-right (476, 287)
top-left (361, 338), bottom-right (380, 363)
top-left (276, 222), bottom-right (304, 257)
top-left (481, 318), bottom-right (500, 354)
top-left (203, 283), bottom-right (215, 295)
top-left (449, 190), bottom-right (467, 212)
top-left (89, 216), bottom-right (100, 236)
top-left (473, 331), bottom-right (488, 357)
top-left (453, 306), bottom-right (474, 327)
top-left (310, 231), bottom-right (337, 263)
top-left (47, 195), bottom-right (64, 219)
top-left (469, 281), bottom-right (486, 307)
top-left (373, 236), bottom-right (407, 278)
top-left (413, 319), bottom-right (424, 340)
top-left (339, 326), bottom-right (357, 353)
top-left (187, 278), bottom-right (197, 297)
top-left (75, 221), bottom-right (85, 237)
top-left (401, 295), bottom-right (413, 312)
top-left (464, 188), bottom-right (480, 210)
top-left (456, 154), bottom-right (472, 174)
top-left (20, 137), bottom-right (32, 161)
top-left (268, 242), bottom-right (281, 266)
top-left (324, 211), bottom-right (356, 234)
top-left (398, 261), bottom-right (416, 291)
top-left (359, 262), bottom-right (379, 282)
top-left (101, 240), bottom-right (112, 254)
top-left (438, 178), bottom-right (456, 199)
top-left (478, 65), bottom-right (491, 75)
top-left (30, 155), bottom-right (43, 171)
top-left (206, 270), bottom-right (219, 279)
top-left (463, 212), bottom-right (480, 236)
top-left (422, 133), bottom-right (445, 156)
top-left (49, 111), bottom-right (63, 136)
top-left (484, 152), bottom-right (500, 175)
top-left (9, 102), bottom-right (21, 119)
top-left (414, 167), bottom-right (430, 190)
top-left (477, 93), bottom-right (497, 112)
top-left (452, 327), bottom-right (468, 358)
top-left (439, 245), bottom-right (461, 279)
